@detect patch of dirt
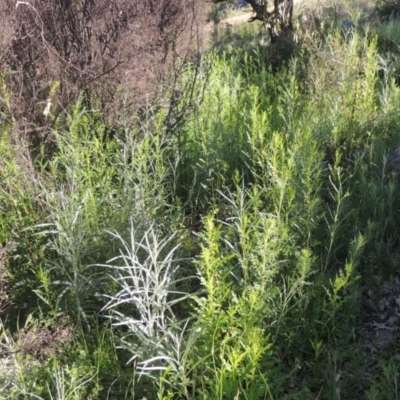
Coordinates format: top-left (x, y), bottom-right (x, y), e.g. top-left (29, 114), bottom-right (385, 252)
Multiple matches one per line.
top-left (5, 317), bottom-right (74, 361)
top-left (0, 317), bottom-right (73, 394)
top-left (362, 275), bottom-right (400, 352)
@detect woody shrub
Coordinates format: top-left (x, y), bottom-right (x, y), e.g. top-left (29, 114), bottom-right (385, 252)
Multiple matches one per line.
top-left (0, 0), bottom-right (203, 139)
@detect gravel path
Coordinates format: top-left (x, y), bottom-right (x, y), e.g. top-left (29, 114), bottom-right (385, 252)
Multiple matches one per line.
top-left (223, 13), bottom-right (253, 25)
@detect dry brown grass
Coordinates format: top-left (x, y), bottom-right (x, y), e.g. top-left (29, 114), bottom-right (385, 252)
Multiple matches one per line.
top-left (13, 317), bottom-right (72, 361)
top-left (0, 256), bottom-right (12, 316)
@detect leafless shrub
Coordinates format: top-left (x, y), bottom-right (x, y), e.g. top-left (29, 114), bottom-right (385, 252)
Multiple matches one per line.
top-left (0, 0), bottom-right (205, 135)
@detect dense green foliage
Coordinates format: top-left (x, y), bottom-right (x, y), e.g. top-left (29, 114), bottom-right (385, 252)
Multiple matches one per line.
top-left (3, 4), bottom-right (400, 398)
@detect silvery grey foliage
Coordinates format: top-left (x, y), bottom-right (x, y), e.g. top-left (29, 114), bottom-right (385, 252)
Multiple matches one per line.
top-left (100, 221), bottom-right (194, 383)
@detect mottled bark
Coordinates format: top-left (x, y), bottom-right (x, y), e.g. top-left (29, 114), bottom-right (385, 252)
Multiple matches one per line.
top-left (245, 0), bottom-right (293, 36)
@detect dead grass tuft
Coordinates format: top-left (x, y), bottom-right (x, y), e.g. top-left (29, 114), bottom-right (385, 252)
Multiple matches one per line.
top-left (14, 317), bottom-right (73, 361)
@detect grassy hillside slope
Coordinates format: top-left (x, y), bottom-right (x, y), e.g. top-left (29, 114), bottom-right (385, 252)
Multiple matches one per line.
top-left (2, 1), bottom-right (400, 398)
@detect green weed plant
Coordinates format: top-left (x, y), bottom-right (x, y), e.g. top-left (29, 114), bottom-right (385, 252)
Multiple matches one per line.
top-left (3, 15), bottom-right (400, 399)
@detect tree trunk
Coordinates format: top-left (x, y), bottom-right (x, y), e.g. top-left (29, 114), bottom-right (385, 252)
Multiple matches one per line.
top-left (245, 0), bottom-right (293, 41)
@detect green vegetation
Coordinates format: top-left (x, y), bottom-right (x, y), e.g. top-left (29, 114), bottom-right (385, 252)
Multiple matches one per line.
top-left (3, 1), bottom-right (400, 399)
